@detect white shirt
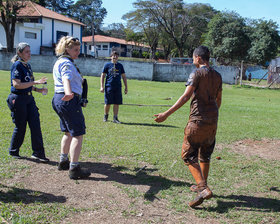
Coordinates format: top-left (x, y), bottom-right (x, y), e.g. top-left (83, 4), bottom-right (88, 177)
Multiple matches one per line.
top-left (53, 57), bottom-right (83, 95)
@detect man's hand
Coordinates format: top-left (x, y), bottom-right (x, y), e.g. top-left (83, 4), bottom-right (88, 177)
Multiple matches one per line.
top-left (61, 93), bottom-right (74, 101)
top-left (124, 88), bottom-right (128, 94)
top-left (154, 112), bottom-right (168, 123)
top-left (100, 87), bottom-right (104, 93)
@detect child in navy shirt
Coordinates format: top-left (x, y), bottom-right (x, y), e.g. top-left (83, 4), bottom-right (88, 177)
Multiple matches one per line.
top-left (100, 51), bottom-right (128, 123)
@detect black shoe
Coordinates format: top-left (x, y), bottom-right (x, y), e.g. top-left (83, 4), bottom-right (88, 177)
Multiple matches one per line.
top-left (113, 117), bottom-right (121, 124)
top-left (69, 165), bottom-right (91, 180)
top-left (58, 160), bottom-right (70, 170)
top-left (9, 153), bottom-right (22, 159)
top-left (31, 155), bottom-right (50, 162)
top-left (103, 114), bottom-right (108, 122)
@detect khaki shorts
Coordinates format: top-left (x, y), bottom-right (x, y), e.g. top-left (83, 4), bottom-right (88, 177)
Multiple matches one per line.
top-left (181, 121), bottom-right (217, 165)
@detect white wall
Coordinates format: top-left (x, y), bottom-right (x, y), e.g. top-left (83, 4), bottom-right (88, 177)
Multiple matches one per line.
top-left (42, 18), bottom-right (53, 47)
top-left (18, 24), bottom-right (41, 54)
top-left (0, 19), bottom-right (82, 54)
top-left (0, 51), bottom-right (237, 84)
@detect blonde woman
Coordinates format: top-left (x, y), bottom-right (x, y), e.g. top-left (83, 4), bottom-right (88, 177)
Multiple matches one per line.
top-left (52, 36), bottom-right (90, 179)
top-left (7, 42), bottom-right (49, 162)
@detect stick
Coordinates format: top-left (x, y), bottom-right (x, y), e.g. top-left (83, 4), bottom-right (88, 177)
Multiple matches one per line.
top-left (132, 151), bottom-right (146, 156)
top-left (136, 165), bottom-right (147, 174)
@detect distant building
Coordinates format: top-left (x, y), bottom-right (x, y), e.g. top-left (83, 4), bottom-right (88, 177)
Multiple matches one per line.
top-left (268, 57), bottom-right (280, 83)
top-left (0, 1), bottom-right (85, 55)
top-left (82, 35), bottom-right (151, 57)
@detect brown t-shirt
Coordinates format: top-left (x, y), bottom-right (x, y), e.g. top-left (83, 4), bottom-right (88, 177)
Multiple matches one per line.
top-left (186, 66), bottom-right (222, 124)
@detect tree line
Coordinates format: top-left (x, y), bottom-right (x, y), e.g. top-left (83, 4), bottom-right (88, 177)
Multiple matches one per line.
top-left (1, 0), bottom-right (280, 66)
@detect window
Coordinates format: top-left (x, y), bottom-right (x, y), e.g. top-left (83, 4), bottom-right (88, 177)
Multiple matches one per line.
top-left (96, 45), bottom-right (101, 50)
top-left (25, 32), bottom-right (37, 39)
top-left (102, 45), bottom-right (108, 50)
top-left (89, 45), bottom-right (92, 50)
top-left (56, 31), bottom-right (68, 42)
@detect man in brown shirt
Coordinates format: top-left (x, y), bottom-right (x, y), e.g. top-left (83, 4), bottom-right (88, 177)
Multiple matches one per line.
top-left (154, 46), bottom-right (222, 208)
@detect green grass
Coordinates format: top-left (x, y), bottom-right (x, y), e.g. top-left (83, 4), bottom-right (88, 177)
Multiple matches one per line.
top-left (0, 70), bottom-right (279, 223)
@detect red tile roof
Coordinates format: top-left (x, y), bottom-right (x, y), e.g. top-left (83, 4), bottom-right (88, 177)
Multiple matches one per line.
top-left (82, 35), bottom-right (149, 48)
top-left (17, 1), bottom-right (85, 26)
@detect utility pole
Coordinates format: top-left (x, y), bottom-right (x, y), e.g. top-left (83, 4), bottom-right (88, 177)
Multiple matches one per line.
top-left (240, 60), bottom-right (244, 85)
top-left (91, 24), bottom-right (96, 58)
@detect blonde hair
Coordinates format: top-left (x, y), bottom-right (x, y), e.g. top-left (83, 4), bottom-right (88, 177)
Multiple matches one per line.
top-left (55, 36), bottom-right (81, 56)
top-left (11, 42), bottom-right (30, 63)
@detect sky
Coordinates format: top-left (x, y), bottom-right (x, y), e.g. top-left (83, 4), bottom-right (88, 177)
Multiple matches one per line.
top-left (100, 0), bottom-right (280, 27)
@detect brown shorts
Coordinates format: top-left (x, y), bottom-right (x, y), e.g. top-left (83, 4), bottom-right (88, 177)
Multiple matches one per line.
top-left (181, 120), bottom-right (217, 165)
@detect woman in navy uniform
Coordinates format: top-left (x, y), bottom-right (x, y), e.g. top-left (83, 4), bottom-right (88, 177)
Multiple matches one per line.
top-left (52, 36), bottom-right (90, 180)
top-left (7, 42), bottom-right (49, 162)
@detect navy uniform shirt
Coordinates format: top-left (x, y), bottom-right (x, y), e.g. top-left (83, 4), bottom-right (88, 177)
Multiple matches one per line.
top-left (10, 61), bottom-right (34, 94)
top-left (102, 62), bottom-right (125, 89)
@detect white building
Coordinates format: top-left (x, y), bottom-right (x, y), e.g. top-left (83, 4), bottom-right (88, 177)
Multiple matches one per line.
top-left (0, 1), bottom-right (85, 55)
top-left (82, 35), bottom-right (151, 58)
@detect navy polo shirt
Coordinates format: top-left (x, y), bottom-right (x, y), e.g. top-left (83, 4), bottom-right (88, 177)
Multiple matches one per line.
top-left (103, 62), bottom-right (125, 89)
top-left (10, 61), bottom-right (34, 94)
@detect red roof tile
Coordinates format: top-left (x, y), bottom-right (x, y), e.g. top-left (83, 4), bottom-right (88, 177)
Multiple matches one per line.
top-left (17, 1), bottom-right (85, 26)
top-left (82, 35), bottom-right (149, 48)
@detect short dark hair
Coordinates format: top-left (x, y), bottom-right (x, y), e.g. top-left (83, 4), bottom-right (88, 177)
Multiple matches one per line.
top-left (193, 46), bottom-right (210, 61)
top-left (110, 51), bottom-right (119, 57)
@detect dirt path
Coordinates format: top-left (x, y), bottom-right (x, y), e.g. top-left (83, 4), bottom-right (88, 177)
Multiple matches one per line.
top-left (3, 138), bottom-right (279, 223)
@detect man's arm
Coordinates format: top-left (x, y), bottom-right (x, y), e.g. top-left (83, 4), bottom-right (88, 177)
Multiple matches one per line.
top-left (154, 85), bottom-right (195, 123)
top-left (100, 72), bottom-right (106, 93)
top-left (216, 90), bottom-right (222, 109)
top-left (121, 73), bottom-right (128, 94)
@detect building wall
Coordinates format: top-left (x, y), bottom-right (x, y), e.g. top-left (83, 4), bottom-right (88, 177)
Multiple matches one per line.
top-left (0, 19), bottom-right (82, 54)
top-left (42, 18), bottom-right (53, 46)
top-left (0, 52), bottom-right (236, 84)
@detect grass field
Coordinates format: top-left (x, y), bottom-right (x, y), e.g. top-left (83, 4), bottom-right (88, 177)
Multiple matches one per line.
top-left (0, 70), bottom-right (279, 223)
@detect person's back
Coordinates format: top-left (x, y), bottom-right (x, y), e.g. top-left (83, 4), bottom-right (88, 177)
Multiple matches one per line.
top-left (189, 66), bottom-right (222, 124)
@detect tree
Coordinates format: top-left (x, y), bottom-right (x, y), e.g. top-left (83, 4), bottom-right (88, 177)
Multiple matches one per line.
top-left (0, 0), bottom-right (26, 52)
top-left (37, 0), bottom-right (74, 14)
top-left (69, 0), bottom-right (107, 36)
top-left (125, 28), bottom-right (145, 57)
top-left (247, 19), bottom-right (280, 66)
top-left (123, 1), bottom-right (160, 60)
top-left (102, 23), bottom-right (126, 39)
top-left (133, 0), bottom-right (215, 57)
top-left (204, 11), bottom-right (250, 64)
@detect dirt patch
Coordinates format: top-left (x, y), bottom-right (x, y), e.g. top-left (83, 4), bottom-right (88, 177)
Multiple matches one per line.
top-left (2, 157), bottom-right (220, 224)
top-left (229, 138), bottom-right (280, 161)
top-left (3, 138), bottom-right (277, 223)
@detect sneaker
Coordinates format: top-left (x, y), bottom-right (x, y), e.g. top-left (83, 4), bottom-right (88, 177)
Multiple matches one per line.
top-left (189, 187), bottom-right (213, 208)
top-left (113, 117), bottom-right (121, 124)
top-left (31, 155), bottom-right (50, 162)
top-left (69, 165), bottom-right (91, 180)
top-left (103, 114), bottom-right (108, 122)
top-left (58, 160), bottom-right (70, 170)
top-left (9, 153), bottom-right (22, 159)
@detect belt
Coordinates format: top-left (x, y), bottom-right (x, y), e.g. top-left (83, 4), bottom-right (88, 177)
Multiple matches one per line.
top-left (55, 92), bottom-right (80, 97)
top-left (12, 91), bottom-right (32, 96)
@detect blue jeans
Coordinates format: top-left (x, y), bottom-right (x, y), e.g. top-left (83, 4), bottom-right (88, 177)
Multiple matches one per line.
top-left (7, 93), bottom-right (45, 157)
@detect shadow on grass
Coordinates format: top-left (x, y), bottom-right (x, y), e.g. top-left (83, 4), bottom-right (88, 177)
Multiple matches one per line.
top-left (121, 122), bottom-right (178, 128)
top-left (207, 194), bottom-right (280, 213)
top-left (0, 184), bottom-right (66, 204)
top-left (19, 156), bottom-right (58, 167)
top-left (83, 161), bottom-right (190, 201)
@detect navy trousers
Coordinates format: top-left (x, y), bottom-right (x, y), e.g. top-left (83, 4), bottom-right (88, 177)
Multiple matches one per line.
top-left (7, 94), bottom-right (45, 157)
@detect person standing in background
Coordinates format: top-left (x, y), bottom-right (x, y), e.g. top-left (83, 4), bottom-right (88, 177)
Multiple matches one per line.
top-left (100, 51), bottom-right (128, 123)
